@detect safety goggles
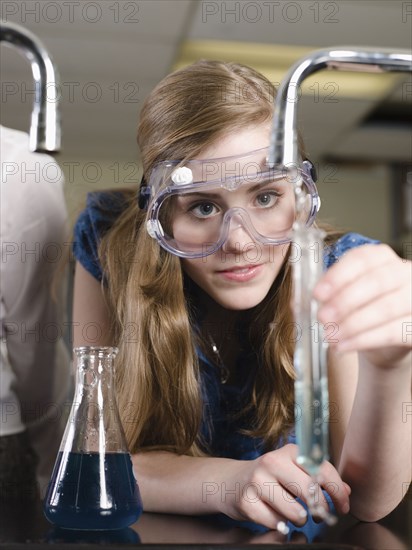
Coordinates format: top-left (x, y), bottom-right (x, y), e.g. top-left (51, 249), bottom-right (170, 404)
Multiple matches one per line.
top-left (140, 146), bottom-right (320, 258)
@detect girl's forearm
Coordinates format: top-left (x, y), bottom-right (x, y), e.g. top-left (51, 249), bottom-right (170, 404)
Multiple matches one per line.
top-left (338, 354), bottom-right (411, 521)
top-left (132, 451), bottom-right (236, 515)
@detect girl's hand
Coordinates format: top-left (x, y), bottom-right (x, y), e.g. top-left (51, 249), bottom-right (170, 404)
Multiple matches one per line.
top-left (217, 444), bottom-right (350, 529)
top-left (314, 244), bottom-right (412, 369)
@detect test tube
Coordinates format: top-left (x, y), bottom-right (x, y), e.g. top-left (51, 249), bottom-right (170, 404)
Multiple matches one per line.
top-left (292, 221), bottom-right (329, 474)
top-left (292, 216), bottom-right (336, 524)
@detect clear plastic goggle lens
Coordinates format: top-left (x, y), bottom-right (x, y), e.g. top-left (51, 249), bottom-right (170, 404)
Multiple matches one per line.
top-left (145, 148), bottom-right (319, 258)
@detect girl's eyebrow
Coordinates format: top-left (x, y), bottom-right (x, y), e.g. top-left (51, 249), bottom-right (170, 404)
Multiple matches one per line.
top-left (247, 178), bottom-right (287, 194)
top-left (176, 178), bottom-right (288, 199)
top-left (176, 192), bottom-right (223, 200)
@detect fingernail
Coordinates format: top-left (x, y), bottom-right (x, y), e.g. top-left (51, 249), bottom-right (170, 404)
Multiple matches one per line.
top-left (342, 502), bottom-right (350, 514)
top-left (299, 509), bottom-right (308, 519)
top-left (276, 521), bottom-right (290, 535)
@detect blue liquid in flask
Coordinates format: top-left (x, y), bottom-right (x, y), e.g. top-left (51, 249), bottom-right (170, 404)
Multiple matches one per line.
top-left (44, 451), bottom-right (143, 530)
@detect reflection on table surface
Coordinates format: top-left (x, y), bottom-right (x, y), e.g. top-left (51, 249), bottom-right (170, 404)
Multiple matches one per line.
top-left (0, 488), bottom-right (410, 548)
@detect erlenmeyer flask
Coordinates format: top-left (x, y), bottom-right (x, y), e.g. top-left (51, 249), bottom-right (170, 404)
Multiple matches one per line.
top-left (43, 346), bottom-right (143, 530)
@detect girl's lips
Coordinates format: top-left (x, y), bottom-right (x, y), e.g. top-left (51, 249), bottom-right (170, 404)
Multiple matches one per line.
top-left (216, 264), bottom-right (264, 282)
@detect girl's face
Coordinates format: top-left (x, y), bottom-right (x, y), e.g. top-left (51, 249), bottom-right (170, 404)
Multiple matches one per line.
top-left (180, 126), bottom-right (291, 311)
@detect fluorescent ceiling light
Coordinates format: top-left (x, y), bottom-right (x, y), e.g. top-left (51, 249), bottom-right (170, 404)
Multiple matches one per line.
top-left (174, 40), bottom-right (402, 99)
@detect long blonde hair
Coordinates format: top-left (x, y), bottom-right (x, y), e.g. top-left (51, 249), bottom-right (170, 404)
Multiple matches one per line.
top-left (100, 60), bottom-right (337, 455)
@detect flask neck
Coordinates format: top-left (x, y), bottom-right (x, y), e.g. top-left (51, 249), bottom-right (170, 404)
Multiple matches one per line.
top-left (60, 346), bottom-right (128, 454)
top-left (75, 347), bottom-right (117, 396)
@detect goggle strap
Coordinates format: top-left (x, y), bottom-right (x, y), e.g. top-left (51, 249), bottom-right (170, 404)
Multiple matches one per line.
top-left (303, 159), bottom-right (317, 182)
top-left (138, 177), bottom-right (150, 210)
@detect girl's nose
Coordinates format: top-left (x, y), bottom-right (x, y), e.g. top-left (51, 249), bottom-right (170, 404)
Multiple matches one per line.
top-left (221, 213), bottom-right (257, 254)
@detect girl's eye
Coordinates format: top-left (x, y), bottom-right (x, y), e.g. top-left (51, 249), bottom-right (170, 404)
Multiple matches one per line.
top-left (191, 202), bottom-right (219, 218)
top-left (255, 191), bottom-right (280, 208)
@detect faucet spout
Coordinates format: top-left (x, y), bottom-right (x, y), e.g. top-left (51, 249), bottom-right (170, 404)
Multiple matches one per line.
top-left (268, 46), bottom-right (412, 169)
top-left (0, 20), bottom-right (61, 153)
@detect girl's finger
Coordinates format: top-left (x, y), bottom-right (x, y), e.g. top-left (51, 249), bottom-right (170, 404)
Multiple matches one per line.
top-left (274, 465), bottom-right (335, 519)
top-left (318, 461), bottom-right (351, 516)
top-left (237, 494), bottom-right (290, 532)
top-left (260, 481), bottom-right (308, 527)
top-left (318, 263), bottom-right (410, 326)
top-left (332, 316), bottom-right (411, 354)
top-left (314, 244), bottom-right (397, 301)
top-left (259, 450), bottom-right (331, 522)
top-left (324, 289), bottom-right (410, 345)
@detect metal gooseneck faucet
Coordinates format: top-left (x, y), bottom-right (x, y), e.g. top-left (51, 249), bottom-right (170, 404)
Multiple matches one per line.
top-left (268, 46), bottom-right (412, 169)
top-left (0, 20), bottom-right (61, 153)
top-left (268, 47), bottom-right (412, 524)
